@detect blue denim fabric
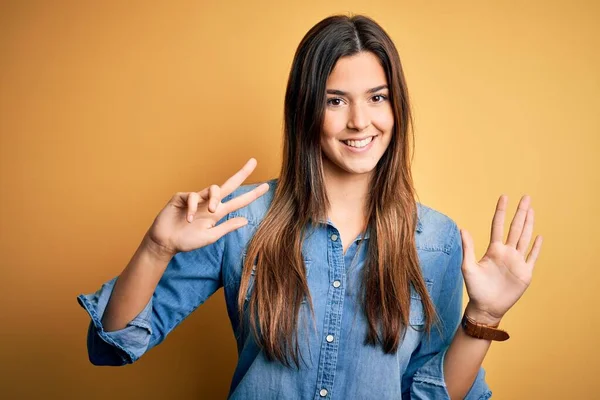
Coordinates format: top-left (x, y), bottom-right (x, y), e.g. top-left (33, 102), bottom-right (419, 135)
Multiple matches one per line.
top-left (77, 178), bottom-right (492, 399)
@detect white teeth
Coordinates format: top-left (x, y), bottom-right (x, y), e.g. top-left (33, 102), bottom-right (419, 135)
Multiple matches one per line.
top-left (343, 136), bottom-right (374, 148)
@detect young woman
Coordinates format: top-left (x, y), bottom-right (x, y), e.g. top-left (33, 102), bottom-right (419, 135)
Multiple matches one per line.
top-left (78, 14), bottom-right (543, 399)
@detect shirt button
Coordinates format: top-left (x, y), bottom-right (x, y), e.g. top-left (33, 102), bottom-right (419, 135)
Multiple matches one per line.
top-left (326, 334), bottom-right (334, 343)
top-left (330, 234), bottom-right (338, 241)
top-left (332, 280), bottom-right (341, 288)
top-left (319, 389), bottom-right (328, 397)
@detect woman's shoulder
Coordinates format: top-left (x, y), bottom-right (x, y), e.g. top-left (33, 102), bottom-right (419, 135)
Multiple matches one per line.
top-left (415, 202), bottom-right (460, 255)
top-left (225, 181), bottom-right (459, 254)
top-left (415, 203), bottom-right (463, 294)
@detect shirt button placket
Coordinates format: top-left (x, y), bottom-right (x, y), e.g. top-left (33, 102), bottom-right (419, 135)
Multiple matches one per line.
top-left (314, 228), bottom-right (344, 400)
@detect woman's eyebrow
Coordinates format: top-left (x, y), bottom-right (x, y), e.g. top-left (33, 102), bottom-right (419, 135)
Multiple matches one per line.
top-left (326, 85), bottom-right (388, 96)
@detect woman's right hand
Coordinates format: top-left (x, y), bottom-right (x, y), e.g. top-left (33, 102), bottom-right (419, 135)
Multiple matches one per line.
top-left (144, 158), bottom-right (269, 258)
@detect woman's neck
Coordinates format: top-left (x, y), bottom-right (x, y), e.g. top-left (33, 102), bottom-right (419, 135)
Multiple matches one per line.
top-left (322, 160), bottom-right (371, 221)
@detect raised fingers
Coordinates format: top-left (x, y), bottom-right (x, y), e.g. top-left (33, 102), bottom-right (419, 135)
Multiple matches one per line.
top-left (186, 184), bottom-right (220, 223)
top-left (219, 182), bottom-right (270, 216)
top-left (220, 158), bottom-right (258, 198)
top-left (516, 208), bottom-right (534, 255)
top-left (207, 184), bottom-right (221, 213)
top-left (506, 195), bottom-right (531, 247)
top-left (186, 158), bottom-right (259, 224)
top-left (490, 195), bottom-right (508, 244)
top-left (186, 192), bottom-right (200, 223)
top-left (206, 216), bottom-right (249, 243)
top-left (526, 235), bottom-right (543, 268)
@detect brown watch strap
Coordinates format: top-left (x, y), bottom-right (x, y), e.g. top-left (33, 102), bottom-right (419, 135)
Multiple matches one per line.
top-left (461, 313), bottom-right (510, 341)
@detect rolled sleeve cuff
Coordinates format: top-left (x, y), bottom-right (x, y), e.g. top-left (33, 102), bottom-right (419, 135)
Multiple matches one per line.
top-left (77, 277), bottom-right (153, 366)
top-left (411, 348), bottom-right (492, 400)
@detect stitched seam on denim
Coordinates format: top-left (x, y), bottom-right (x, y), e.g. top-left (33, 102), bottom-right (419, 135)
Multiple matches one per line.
top-left (244, 270), bottom-right (313, 304)
top-left (447, 222), bottom-right (460, 251)
top-left (240, 250), bottom-right (313, 264)
top-left (410, 279), bottom-right (434, 300)
top-left (230, 251), bottom-right (313, 293)
top-left (412, 374), bottom-right (445, 387)
top-left (415, 244), bottom-right (452, 255)
top-left (409, 280), bottom-right (434, 325)
top-left (77, 294), bottom-right (135, 364)
top-left (129, 318), bottom-right (152, 333)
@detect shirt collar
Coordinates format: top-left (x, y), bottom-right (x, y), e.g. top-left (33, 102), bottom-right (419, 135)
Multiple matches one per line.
top-left (317, 215), bottom-right (422, 242)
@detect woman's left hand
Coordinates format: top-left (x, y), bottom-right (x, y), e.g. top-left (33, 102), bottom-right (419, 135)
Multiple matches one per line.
top-left (460, 195), bottom-right (543, 326)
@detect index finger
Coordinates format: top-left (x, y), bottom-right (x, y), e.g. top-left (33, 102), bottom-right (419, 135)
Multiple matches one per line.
top-left (220, 158), bottom-right (258, 198)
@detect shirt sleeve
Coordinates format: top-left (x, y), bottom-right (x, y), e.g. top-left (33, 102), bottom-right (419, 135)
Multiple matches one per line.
top-left (76, 208), bottom-right (231, 366)
top-left (402, 222), bottom-right (493, 400)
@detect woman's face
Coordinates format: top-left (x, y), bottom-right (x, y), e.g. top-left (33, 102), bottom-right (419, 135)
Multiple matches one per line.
top-left (320, 51), bottom-right (394, 177)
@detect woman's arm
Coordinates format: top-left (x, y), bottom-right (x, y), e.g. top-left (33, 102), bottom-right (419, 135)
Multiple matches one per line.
top-left (101, 234), bottom-right (173, 332)
top-left (77, 159), bottom-right (270, 365)
top-left (443, 303), bottom-right (499, 399)
top-left (445, 194), bottom-right (543, 399)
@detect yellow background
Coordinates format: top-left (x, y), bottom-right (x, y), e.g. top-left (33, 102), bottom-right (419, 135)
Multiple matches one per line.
top-left (1, 1), bottom-right (598, 398)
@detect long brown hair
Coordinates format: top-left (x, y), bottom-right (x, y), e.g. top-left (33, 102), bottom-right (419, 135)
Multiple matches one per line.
top-left (237, 14), bottom-right (437, 368)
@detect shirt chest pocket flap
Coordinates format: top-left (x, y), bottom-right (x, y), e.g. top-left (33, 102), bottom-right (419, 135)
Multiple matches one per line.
top-left (409, 279), bottom-right (434, 326)
top-left (242, 251), bottom-right (313, 304)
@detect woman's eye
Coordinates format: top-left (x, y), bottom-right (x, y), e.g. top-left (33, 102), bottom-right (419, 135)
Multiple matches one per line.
top-left (372, 94), bottom-right (388, 103)
top-left (326, 98), bottom-right (343, 106)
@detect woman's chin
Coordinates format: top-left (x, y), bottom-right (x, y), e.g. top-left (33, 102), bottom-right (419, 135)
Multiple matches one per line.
top-left (339, 162), bottom-right (377, 176)
top-left (322, 154), bottom-right (379, 177)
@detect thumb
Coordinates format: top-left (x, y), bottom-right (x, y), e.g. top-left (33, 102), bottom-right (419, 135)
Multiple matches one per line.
top-left (460, 228), bottom-right (478, 271)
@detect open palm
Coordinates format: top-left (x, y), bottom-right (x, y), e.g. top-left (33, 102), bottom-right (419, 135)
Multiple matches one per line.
top-left (460, 195), bottom-right (543, 324)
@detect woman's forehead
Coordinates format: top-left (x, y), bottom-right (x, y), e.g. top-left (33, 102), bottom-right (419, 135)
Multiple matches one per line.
top-left (326, 52), bottom-right (388, 93)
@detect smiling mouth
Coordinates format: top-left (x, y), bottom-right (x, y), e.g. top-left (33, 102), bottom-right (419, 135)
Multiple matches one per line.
top-left (340, 136), bottom-right (375, 149)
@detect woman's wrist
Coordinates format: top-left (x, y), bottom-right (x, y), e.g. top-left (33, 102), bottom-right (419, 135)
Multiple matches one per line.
top-left (141, 233), bottom-right (177, 263)
top-left (464, 302), bottom-right (503, 327)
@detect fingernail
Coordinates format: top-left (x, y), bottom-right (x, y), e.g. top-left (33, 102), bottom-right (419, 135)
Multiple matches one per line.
top-left (188, 214), bottom-right (193, 222)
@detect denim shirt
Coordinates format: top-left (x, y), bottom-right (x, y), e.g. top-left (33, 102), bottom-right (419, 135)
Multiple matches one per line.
top-left (77, 178), bottom-right (492, 399)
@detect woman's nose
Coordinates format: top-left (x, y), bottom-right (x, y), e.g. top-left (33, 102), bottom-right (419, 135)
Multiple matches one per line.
top-left (347, 103), bottom-right (370, 131)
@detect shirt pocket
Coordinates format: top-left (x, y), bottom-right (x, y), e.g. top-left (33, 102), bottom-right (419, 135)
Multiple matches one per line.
top-left (242, 251), bottom-right (313, 304)
top-left (409, 279), bottom-right (434, 326)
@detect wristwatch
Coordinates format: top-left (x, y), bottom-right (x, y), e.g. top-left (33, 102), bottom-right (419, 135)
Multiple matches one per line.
top-left (461, 313), bottom-right (510, 341)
